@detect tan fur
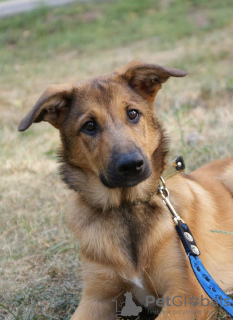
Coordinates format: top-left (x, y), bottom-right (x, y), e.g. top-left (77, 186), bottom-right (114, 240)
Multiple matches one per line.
top-left (19, 61), bottom-right (233, 319)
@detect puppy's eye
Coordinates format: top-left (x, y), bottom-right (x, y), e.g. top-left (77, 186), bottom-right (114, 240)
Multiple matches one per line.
top-left (127, 109), bottom-right (140, 122)
top-left (82, 121), bottom-right (97, 134)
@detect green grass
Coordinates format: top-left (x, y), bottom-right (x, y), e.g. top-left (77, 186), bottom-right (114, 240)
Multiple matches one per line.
top-left (0, 0), bottom-right (233, 319)
top-left (0, 0), bottom-right (233, 76)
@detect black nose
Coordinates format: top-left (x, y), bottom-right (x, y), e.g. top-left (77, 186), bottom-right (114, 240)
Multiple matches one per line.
top-left (116, 152), bottom-right (144, 176)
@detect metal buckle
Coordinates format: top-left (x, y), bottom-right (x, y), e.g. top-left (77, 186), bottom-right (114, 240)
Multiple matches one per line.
top-left (158, 176), bottom-right (184, 224)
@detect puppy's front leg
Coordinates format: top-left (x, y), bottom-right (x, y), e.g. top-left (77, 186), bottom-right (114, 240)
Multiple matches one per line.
top-left (70, 261), bottom-right (124, 320)
top-left (70, 296), bottom-right (116, 320)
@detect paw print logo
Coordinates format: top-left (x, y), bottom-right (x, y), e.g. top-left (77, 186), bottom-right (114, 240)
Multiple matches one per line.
top-left (189, 296), bottom-right (199, 306)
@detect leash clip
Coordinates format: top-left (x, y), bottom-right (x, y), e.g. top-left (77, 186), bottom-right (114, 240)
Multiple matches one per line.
top-left (158, 176), bottom-right (184, 224)
top-left (158, 176), bottom-right (200, 256)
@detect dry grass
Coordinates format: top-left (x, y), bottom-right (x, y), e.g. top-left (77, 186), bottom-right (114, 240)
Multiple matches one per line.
top-left (0, 2), bottom-right (233, 320)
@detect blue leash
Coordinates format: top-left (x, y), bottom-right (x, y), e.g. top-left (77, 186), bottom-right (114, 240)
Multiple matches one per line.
top-left (158, 172), bottom-right (233, 317)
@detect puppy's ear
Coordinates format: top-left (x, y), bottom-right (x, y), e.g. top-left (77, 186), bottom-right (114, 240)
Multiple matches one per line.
top-left (116, 60), bottom-right (187, 103)
top-left (18, 83), bottom-right (74, 131)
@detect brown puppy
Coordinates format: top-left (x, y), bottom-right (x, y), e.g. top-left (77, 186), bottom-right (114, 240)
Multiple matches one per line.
top-left (19, 61), bottom-right (233, 320)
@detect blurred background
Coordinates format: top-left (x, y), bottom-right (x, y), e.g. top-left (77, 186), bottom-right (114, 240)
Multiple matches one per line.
top-left (0, 0), bottom-right (232, 319)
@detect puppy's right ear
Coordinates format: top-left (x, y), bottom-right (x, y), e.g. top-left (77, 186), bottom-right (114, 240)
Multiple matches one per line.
top-left (18, 83), bottom-right (74, 131)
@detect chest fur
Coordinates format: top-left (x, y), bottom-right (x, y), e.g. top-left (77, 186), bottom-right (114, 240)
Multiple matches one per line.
top-left (79, 202), bottom-right (160, 273)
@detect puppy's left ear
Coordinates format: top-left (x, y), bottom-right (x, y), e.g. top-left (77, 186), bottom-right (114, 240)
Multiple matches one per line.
top-left (116, 60), bottom-right (187, 103)
top-left (18, 83), bottom-right (74, 131)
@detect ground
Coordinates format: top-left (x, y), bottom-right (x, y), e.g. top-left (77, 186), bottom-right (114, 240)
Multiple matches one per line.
top-left (0, 1), bottom-right (233, 319)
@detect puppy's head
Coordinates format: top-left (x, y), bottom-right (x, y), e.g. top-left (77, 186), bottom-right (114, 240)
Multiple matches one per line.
top-left (19, 61), bottom-right (186, 204)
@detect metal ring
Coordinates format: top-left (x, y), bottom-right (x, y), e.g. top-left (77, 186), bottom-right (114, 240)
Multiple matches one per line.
top-left (159, 177), bottom-right (169, 198)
